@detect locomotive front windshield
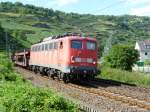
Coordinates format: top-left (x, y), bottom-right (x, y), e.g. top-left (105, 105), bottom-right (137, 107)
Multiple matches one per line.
top-left (87, 42), bottom-right (96, 50)
top-left (71, 40), bottom-right (82, 49)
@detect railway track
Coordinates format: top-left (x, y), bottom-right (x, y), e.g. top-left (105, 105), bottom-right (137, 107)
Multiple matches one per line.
top-left (68, 83), bottom-right (150, 110)
top-left (15, 67), bottom-right (150, 112)
top-left (88, 80), bottom-right (150, 102)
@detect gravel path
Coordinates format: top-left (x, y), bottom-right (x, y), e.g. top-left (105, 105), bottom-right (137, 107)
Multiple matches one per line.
top-left (15, 67), bottom-right (150, 112)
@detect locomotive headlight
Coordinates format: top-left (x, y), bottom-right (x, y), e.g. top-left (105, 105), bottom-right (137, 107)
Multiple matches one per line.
top-left (93, 61), bottom-right (96, 64)
top-left (93, 58), bottom-right (96, 64)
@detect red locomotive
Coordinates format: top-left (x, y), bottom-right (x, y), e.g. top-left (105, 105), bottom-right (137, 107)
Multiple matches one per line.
top-left (13, 33), bottom-right (99, 82)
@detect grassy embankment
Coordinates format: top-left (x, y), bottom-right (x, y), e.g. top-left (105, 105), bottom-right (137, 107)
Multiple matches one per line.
top-left (100, 66), bottom-right (150, 86)
top-left (0, 52), bottom-right (77, 112)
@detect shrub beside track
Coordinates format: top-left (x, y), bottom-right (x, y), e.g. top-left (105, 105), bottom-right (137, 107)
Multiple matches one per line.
top-left (0, 52), bottom-right (77, 112)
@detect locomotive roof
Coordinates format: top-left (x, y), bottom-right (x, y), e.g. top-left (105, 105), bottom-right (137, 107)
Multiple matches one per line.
top-left (32, 36), bottom-right (96, 46)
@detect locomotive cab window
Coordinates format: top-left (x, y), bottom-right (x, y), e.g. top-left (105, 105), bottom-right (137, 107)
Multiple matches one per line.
top-left (86, 41), bottom-right (96, 50)
top-left (71, 40), bottom-right (82, 49)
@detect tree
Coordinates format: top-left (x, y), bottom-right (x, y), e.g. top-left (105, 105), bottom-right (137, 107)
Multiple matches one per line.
top-left (0, 23), bottom-right (5, 43)
top-left (15, 2), bottom-right (23, 6)
top-left (105, 44), bottom-right (139, 71)
top-left (0, 23), bottom-right (5, 50)
top-left (0, 23), bottom-right (4, 36)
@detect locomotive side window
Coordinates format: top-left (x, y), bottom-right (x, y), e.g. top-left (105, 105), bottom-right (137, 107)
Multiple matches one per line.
top-left (47, 43), bottom-right (49, 50)
top-left (33, 46), bottom-right (35, 52)
top-left (42, 44), bottom-right (44, 51)
top-left (54, 42), bottom-right (58, 49)
top-left (35, 46), bottom-right (37, 51)
top-left (35, 46), bottom-right (37, 52)
top-left (71, 40), bottom-right (82, 49)
top-left (38, 45), bottom-right (40, 51)
top-left (34, 46), bottom-right (36, 51)
top-left (49, 43), bottom-right (52, 50)
top-left (36, 46), bottom-right (38, 51)
top-left (39, 45), bottom-right (41, 51)
top-left (35, 46), bottom-right (38, 51)
top-left (40, 45), bottom-right (42, 51)
top-left (86, 41), bottom-right (96, 50)
top-left (45, 44), bottom-right (48, 51)
top-left (37, 46), bottom-right (39, 51)
top-left (51, 43), bottom-right (54, 49)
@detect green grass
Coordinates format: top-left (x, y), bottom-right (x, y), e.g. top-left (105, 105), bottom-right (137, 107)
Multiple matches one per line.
top-left (1, 21), bottom-right (47, 31)
top-left (99, 66), bottom-right (150, 86)
top-left (0, 12), bottom-right (20, 17)
top-left (0, 53), bottom-right (77, 112)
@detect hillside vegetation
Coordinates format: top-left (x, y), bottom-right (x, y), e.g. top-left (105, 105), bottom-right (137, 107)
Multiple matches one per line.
top-left (0, 2), bottom-right (150, 54)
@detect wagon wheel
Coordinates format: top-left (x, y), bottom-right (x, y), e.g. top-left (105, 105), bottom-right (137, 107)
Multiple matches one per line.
top-left (84, 75), bottom-right (90, 81)
top-left (56, 71), bottom-right (60, 81)
top-left (91, 74), bottom-right (95, 80)
top-left (47, 70), bottom-right (51, 78)
top-left (48, 69), bottom-right (54, 79)
top-left (34, 67), bottom-right (38, 74)
top-left (60, 72), bottom-right (65, 81)
top-left (57, 71), bottom-right (63, 81)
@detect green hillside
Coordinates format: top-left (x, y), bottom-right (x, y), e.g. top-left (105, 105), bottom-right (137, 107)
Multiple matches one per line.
top-left (0, 2), bottom-right (150, 54)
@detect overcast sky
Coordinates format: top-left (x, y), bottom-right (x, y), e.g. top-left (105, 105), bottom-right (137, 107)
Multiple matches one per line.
top-left (0, 0), bottom-right (150, 16)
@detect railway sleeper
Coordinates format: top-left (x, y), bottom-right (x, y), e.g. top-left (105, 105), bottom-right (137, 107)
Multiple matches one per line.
top-left (144, 105), bottom-right (150, 110)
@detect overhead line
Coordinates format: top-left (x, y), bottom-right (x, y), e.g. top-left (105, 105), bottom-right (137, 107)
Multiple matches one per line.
top-left (93, 0), bottom-right (125, 13)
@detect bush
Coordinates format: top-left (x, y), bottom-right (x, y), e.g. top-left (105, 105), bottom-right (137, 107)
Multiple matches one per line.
top-left (2, 72), bottom-right (17, 81)
top-left (105, 44), bottom-right (139, 71)
top-left (0, 82), bottom-right (77, 112)
top-left (0, 56), bottom-right (13, 72)
top-left (0, 53), bottom-right (77, 112)
top-left (0, 54), bottom-right (16, 81)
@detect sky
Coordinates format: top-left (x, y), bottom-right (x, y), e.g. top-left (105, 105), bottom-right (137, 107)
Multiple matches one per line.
top-left (0, 0), bottom-right (150, 16)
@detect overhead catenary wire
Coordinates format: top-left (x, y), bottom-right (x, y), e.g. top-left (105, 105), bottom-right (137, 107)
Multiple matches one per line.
top-left (92, 1), bottom-right (126, 61)
top-left (92, 0), bottom-right (125, 13)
